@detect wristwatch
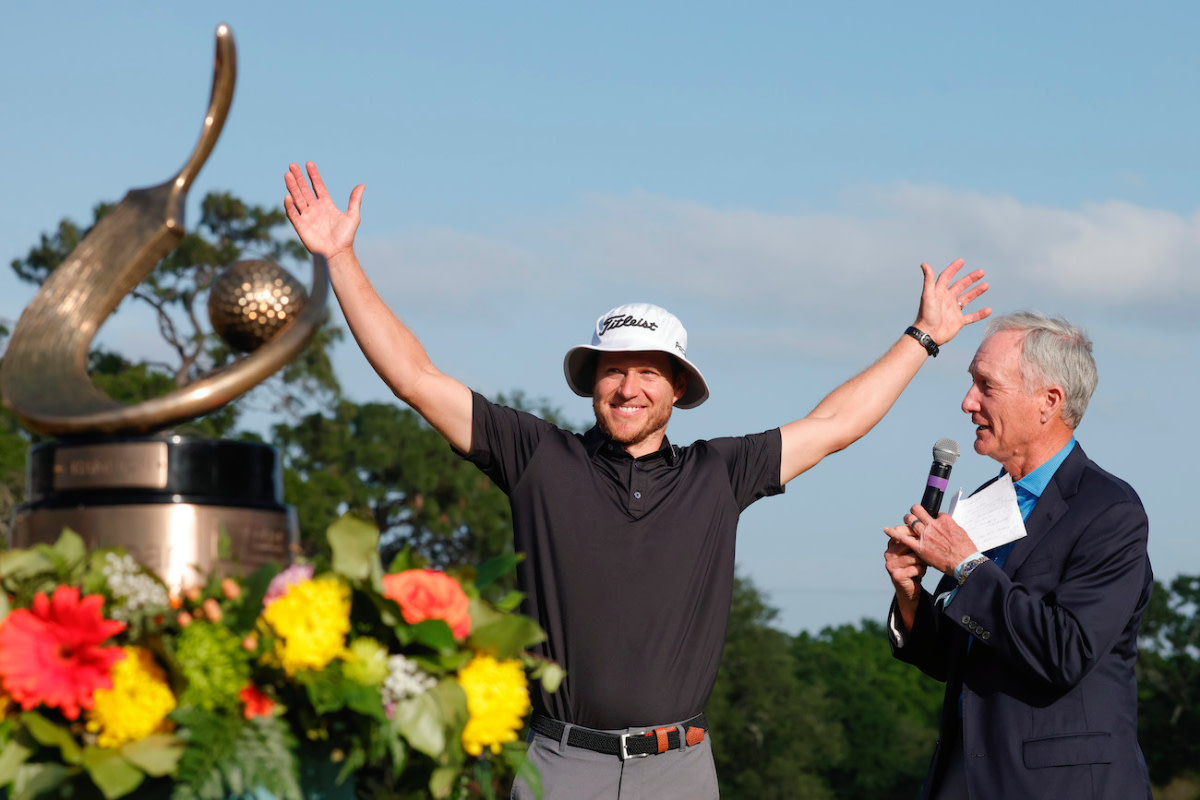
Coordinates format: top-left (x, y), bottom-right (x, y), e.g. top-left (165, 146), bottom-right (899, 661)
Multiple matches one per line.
top-left (904, 326), bottom-right (939, 357)
top-left (956, 555), bottom-right (989, 586)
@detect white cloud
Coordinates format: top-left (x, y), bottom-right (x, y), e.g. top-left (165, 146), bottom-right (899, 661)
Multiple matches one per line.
top-left (350, 185), bottom-right (1200, 362)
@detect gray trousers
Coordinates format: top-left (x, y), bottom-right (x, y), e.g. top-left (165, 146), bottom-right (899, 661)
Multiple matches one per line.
top-left (512, 719), bottom-right (719, 800)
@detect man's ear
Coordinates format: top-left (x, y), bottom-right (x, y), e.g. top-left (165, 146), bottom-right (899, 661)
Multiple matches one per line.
top-left (673, 371), bottom-right (688, 403)
top-left (1043, 384), bottom-right (1066, 423)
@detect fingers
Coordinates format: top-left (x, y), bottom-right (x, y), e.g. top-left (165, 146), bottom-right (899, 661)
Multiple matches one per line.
top-left (346, 184), bottom-right (365, 219)
top-left (935, 258), bottom-right (966, 287)
top-left (305, 161), bottom-right (329, 199)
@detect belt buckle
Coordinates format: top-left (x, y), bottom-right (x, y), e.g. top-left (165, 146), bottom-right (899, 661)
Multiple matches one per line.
top-left (618, 732), bottom-right (648, 760)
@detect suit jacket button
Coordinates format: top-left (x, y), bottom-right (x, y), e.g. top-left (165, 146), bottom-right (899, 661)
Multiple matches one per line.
top-left (962, 615), bottom-right (972, 625)
top-left (981, 631), bottom-right (991, 640)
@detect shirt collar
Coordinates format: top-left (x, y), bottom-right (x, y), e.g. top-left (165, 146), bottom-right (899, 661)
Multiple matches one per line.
top-left (583, 426), bottom-right (678, 465)
top-left (1012, 437), bottom-right (1076, 498)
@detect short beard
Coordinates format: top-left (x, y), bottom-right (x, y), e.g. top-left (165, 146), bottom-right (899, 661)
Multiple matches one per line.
top-left (592, 397), bottom-right (673, 451)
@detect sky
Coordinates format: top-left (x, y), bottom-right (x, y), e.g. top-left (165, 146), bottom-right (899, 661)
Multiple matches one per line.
top-left (2, 2), bottom-right (1197, 634)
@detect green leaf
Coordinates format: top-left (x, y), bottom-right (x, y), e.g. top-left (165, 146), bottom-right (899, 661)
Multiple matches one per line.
top-left (0, 549), bottom-right (54, 584)
top-left (475, 552), bottom-right (523, 590)
top-left (468, 615), bottom-right (547, 659)
top-left (475, 758), bottom-right (496, 800)
top-left (531, 661), bottom-right (566, 695)
top-left (0, 736), bottom-right (34, 785)
top-left (233, 562), bottom-right (281, 632)
top-left (386, 545), bottom-right (423, 575)
top-left (392, 691), bottom-right (446, 758)
top-left (82, 746), bottom-right (145, 799)
top-left (493, 590), bottom-right (525, 612)
top-left (12, 761), bottom-right (72, 799)
top-left (119, 733), bottom-right (185, 777)
top-left (327, 513), bottom-right (380, 582)
top-left (411, 619), bottom-right (457, 654)
top-left (467, 597), bottom-right (504, 632)
top-left (429, 764), bottom-right (461, 799)
top-left (21, 712), bottom-right (82, 765)
top-left (50, 528), bottom-right (88, 568)
top-left (504, 745), bottom-right (543, 800)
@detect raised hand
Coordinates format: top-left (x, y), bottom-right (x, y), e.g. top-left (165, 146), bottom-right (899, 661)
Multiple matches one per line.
top-left (912, 258), bottom-right (992, 347)
top-left (283, 161), bottom-right (364, 261)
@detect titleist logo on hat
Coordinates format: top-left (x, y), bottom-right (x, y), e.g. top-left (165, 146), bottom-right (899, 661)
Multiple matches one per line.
top-left (599, 314), bottom-right (659, 335)
top-left (565, 301), bottom-right (710, 408)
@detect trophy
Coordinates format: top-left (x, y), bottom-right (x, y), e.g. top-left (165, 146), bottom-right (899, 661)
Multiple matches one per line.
top-left (0, 25), bottom-right (328, 588)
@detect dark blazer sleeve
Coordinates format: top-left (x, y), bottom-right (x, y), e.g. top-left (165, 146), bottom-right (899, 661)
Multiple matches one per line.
top-left (941, 447), bottom-right (1150, 692)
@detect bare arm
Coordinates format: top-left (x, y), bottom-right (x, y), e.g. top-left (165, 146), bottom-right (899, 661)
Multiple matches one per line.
top-left (778, 259), bottom-right (990, 484)
top-left (284, 161), bottom-right (473, 453)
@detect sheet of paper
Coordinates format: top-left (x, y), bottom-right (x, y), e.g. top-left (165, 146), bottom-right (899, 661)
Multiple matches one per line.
top-left (945, 473), bottom-right (1027, 551)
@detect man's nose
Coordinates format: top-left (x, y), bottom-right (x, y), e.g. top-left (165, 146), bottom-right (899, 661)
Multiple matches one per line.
top-left (962, 387), bottom-right (979, 414)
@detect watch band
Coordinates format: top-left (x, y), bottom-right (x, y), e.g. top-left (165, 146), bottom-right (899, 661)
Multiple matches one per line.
top-left (956, 555), bottom-right (989, 586)
top-left (904, 326), bottom-right (939, 357)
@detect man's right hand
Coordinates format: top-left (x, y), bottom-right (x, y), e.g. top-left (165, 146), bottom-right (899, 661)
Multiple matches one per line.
top-left (884, 534), bottom-right (926, 632)
top-left (284, 161), bottom-right (364, 262)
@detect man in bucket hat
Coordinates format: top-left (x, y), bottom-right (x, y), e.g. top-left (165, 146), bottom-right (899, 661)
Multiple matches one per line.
top-left (284, 161), bottom-right (991, 799)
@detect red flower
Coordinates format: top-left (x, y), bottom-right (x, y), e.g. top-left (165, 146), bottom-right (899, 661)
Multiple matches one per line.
top-left (0, 586), bottom-right (127, 720)
top-left (240, 684), bottom-right (275, 719)
top-left (382, 569), bottom-right (472, 639)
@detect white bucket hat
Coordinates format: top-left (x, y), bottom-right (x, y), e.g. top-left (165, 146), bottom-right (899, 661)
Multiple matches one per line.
top-left (562, 302), bottom-right (710, 409)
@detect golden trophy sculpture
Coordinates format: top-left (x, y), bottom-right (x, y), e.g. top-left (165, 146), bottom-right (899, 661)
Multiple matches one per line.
top-left (1, 25), bottom-right (329, 588)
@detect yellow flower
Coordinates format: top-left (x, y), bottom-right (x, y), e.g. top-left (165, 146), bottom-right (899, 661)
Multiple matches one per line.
top-left (457, 655), bottom-right (530, 756)
top-left (260, 577), bottom-right (351, 676)
top-left (86, 646), bottom-right (176, 748)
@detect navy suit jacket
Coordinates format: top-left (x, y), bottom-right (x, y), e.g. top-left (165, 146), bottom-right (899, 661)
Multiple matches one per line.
top-left (890, 444), bottom-right (1153, 800)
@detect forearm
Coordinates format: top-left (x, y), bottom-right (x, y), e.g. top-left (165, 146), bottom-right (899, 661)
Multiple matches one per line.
top-left (779, 333), bottom-right (928, 481)
top-left (327, 249), bottom-right (473, 451)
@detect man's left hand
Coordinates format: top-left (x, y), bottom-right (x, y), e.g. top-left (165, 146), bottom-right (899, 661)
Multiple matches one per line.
top-left (885, 504), bottom-right (979, 576)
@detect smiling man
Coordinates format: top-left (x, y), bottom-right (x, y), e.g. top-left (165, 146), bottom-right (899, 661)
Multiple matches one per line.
top-left (283, 160), bottom-right (990, 799)
top-left (883, 312), bottom-right (1153, 800)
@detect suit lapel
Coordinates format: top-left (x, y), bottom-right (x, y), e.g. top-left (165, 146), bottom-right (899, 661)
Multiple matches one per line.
top-left (1000, 444), bottom-right (1088, 576)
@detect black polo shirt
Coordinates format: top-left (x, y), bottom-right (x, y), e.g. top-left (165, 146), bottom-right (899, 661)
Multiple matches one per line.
top-left (466, 392), bottom-right (784, 730)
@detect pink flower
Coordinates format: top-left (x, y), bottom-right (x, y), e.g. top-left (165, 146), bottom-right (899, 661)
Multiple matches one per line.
top-left (382, 570), bottom-right (472, 639)
top-left (0, 586), bottom-right (127, 720)
top-left (263, 564), bottom-right (314, 607)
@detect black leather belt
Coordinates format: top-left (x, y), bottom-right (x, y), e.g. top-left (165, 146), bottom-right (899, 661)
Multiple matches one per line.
top-left (530, 713), bottom-right (708, 760)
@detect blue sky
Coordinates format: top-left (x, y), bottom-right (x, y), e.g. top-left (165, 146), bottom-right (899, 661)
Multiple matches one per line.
top-left (3, 2), bottom-right (1197, 634)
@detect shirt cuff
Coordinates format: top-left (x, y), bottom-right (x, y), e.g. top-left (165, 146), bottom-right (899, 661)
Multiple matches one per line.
top-left (953, 551), bottom-right (986, 582)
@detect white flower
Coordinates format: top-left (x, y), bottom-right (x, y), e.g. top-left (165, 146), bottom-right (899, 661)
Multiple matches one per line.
top-left (102, 552), bottom-right (171, 622)
top-left (381, 654), bottom-right (437, 712)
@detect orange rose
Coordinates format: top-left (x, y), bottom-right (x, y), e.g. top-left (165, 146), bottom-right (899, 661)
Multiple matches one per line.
top-left (382, 569), bottom-right (471, 639)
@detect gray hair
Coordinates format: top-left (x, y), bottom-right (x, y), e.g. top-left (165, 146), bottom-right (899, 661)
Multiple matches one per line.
top-left (983, 311), bottom-right (1098, 429)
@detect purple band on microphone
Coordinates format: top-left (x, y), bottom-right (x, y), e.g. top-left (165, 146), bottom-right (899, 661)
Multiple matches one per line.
top-left (926, 475), bottom-right (949, 491)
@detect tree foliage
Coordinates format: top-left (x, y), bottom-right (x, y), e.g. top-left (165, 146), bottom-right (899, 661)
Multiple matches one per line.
top-left (1138, 575), bottom-right (1200, 791)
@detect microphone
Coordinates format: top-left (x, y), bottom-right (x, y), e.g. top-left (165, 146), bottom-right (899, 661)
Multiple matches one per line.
top-left (920, 438), bottom-right (960, 517)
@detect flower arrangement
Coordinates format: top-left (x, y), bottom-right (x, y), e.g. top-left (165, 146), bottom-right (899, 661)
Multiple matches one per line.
top-left (0, 515), bottom-right (561, 799)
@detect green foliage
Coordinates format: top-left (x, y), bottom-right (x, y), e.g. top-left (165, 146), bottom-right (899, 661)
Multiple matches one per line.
top-left (1139, 576), bottom-right (1200, 790)
top-left (706, 576), bottom-right (843, 800)
top-left (793, 619), bottom-right (942, 800)
top-left (275, 401), bottom-right (514, 568)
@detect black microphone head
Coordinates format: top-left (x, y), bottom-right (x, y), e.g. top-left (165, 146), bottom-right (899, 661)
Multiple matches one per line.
top-left (933, 438), bottom-right (960, 466)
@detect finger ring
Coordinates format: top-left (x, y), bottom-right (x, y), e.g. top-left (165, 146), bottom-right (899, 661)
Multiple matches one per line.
top-left (956, 300), bottom-right (963, 309)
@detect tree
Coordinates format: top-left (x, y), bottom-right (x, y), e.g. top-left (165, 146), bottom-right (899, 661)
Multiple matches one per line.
top-left (274, 391), bottom-right (579, 564)
top-left (1138, 575), bottom-right (1200, 795)
top-left (793, 620), bottom-right (943, 800)
top-left (0, 325), bottom-right (29, 544)
top-left (706, 575), bottom-right (844, 799)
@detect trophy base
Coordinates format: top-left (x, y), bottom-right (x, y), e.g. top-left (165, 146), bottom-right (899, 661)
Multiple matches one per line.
top-left (11, 503), bottom-right (296, 589)
top-left (10, 436), bottom-right (298, 588)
